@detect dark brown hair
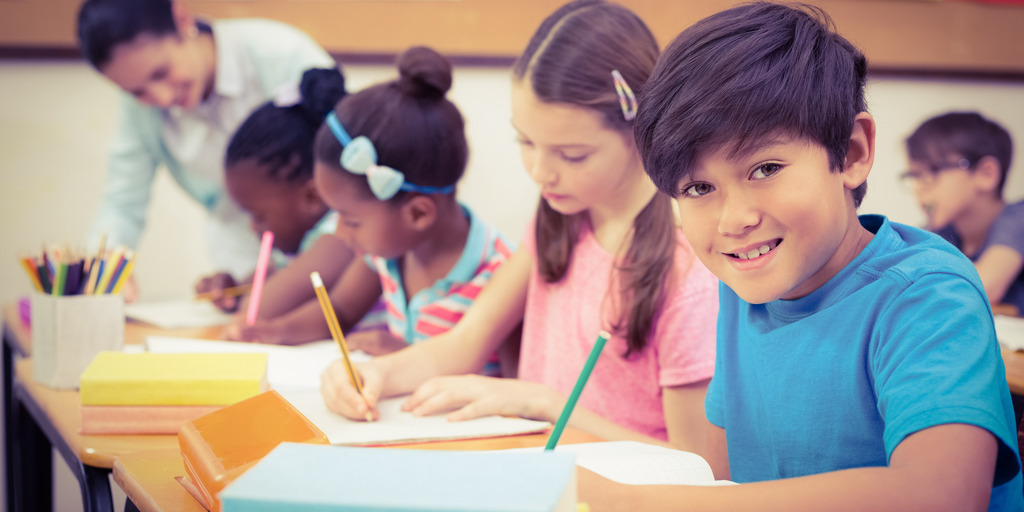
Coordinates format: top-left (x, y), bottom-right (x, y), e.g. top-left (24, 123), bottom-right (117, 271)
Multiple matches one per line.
top-left (906, 111), bottom-right (1013, 198)
top-left (314, 46), bottom-right (467, 202)
top-left (514, 0), bottom-right (673, 357)
top-left (636, 2), bottom-right (869, 207)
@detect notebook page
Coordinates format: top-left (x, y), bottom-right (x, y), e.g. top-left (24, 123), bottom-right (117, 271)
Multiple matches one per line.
top-left (995, 314), bottom-right (1024, 352)
top-left (506, 441), bottom-right (729, 486)
top-left (276, 387), bottom-right (550, 446)
top-left (126, 300), bottom-right (233, 329)
top-left (144, 336), bottom-right (369, 389)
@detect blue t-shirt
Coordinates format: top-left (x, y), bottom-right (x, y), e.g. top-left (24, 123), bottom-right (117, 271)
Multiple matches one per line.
top-left (706, 214), bottom-right (1023, 510)
top-left (936, 199), bottom-right (1024, 314)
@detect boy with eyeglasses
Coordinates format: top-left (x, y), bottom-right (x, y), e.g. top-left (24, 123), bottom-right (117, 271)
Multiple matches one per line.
top-left (904, 111), bottom-right (1023, 316)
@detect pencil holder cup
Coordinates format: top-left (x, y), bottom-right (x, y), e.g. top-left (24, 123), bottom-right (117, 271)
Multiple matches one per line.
top-left (30, 292), bottom-right (125, 389)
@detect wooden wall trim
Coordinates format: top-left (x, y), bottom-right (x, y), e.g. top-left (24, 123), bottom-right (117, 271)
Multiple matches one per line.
top-left (1, 0), bottom-right (1023, 74)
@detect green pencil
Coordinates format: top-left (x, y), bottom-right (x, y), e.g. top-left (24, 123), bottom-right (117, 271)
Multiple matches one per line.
top-left (545, 330), bottom-right (610, 450)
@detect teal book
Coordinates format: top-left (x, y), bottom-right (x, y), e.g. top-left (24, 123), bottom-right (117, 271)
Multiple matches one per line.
top-left (219, 442), bottom-right (578, 512)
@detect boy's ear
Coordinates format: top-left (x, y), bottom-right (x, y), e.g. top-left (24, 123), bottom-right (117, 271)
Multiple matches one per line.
top-left (842, 112), bottom-right (875, 191)
top-left (972, 155), bottom-right (1002, 194)
top-left (401, 195), bottom-right (437, 231)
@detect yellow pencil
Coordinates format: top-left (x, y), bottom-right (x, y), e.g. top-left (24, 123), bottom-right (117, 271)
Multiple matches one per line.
top-left (94, 246), bottom-right (124, 295)
top-left (310, 271), bottom-right (374, 422)
top-left (84, 234), bottom-right (107, 295)
top-left (111, 252), bottom-right (136, 295)
top-left (193, 284), bottom-right (253, 301)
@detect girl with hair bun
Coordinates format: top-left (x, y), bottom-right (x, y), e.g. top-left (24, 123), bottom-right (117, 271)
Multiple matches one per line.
top-left (198, 67), bottom-right (388, 344)
top-left (257, 47), bottom-right (515, 366)
top-left (321, 2), bottom-right (717, 453)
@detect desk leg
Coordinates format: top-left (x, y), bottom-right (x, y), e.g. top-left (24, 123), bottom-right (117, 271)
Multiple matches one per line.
top-left (77, 465), bottom-right (113, 512)
top-left (12, 383), bottom-right (113, 512)
top-left (125, 497), bottom-right (142, 512)
top-left (3, 338), bottom-right (15, 512)
top-left (11, 381), bottom-right (52, 512)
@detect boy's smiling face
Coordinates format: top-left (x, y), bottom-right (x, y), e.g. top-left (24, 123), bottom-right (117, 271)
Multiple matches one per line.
top-left (674, 117), bottom-right (875, 304)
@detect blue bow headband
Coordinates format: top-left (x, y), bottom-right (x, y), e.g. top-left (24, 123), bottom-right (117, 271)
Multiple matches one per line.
top-left (324, 112), bottom-right (455, 200)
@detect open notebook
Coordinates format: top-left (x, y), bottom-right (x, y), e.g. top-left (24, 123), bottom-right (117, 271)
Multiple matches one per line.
top-left (126, 300), bottom-right (233, 329)
top-left (996, 314), bottom-right (1024, 352)
top-left (506, 440), bottom-right (736, 486)
top-left (143, 336), bottom-right (549, 445)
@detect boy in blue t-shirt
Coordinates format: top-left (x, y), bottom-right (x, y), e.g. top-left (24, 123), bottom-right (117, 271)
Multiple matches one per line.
top-left (904, 111), bottom-right (1024, 317)
top-left (575, 3), bottom-right (1024, 511)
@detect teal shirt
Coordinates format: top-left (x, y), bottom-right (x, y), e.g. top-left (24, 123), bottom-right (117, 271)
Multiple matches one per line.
top-left (272, 211), bottom-right (339, 269)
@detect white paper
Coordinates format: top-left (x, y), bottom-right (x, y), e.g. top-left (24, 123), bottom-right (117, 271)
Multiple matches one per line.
top-left (995, 314), bottom-right (1024, 352)
top-left (504, 441), bottom-right (735, 486)
top-left (143, 336), bottom-right (548, 446)
top-left (276, 388), bottom-right (550, 446)
top-left (144, 336), bottom-right (369, 389)
top-left (126, 300), bottom-right (233, 329)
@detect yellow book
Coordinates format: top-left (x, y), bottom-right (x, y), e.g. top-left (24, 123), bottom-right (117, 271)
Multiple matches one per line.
top-left (80, 352), bottom-right (268, 406)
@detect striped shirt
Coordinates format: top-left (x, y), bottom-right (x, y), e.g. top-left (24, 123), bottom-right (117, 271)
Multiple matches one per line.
top-left (367, 205), bottom-right (513, 375)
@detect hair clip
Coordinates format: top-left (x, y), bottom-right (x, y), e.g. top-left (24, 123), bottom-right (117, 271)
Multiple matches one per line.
top-left (273, 82), bottom-right (302, 108)
top-left (611, 69), bottom-right (637, 121)
top-left (324, 112), bottom-right (455, 200)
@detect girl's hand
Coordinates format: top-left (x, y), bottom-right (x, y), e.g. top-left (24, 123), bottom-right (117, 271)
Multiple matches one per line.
top-left (321, 359), bottom-right (382, 421)
top-left (195, 272), bottom-right (239, 312)
top-left (403, 375), bottom-right (561, 422)
top-left (345, 330), bottom-right (408, 357)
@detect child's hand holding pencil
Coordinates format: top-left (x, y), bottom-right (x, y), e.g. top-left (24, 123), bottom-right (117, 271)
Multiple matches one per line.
top-left (194, 273), bottom-right (249, 312)
top-left (320, 358), bottom-right (383, 422)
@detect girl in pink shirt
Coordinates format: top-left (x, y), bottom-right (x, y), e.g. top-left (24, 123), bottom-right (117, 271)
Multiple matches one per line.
top-left (320, 0), bottom-right (718, 451)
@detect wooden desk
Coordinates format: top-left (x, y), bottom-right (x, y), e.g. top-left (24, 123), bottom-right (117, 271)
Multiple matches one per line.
top-left (1004, 348), bottom-right (1024, 398)
top-left (114, 429), bottom-right (601, 512)
top-left (2, 303), bottom-right (223, 512)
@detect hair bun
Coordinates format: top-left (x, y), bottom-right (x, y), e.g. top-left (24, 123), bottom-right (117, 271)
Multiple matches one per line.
top-left (298, 67), bottom-right (347, 121)
top-left (396, 46), bottom-right (452, 99)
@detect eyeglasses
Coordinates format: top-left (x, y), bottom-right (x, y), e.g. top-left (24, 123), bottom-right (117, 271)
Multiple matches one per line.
top-left (899, 158), bottom-right (973, 188)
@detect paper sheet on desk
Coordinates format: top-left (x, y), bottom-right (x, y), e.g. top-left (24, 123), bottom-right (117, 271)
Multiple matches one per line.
top-left (503, 441), bottom-right (735, 486)
top-left (126, 300), bottom-right (233, 329)
top-left (144, 336), bottom-right (368, 389)
top-left (276, 388), bottom-right (550, 446)
top-left (996, 315), bottom-right (1024, 352)
top-left (144, 336), bottom-right (549, 447)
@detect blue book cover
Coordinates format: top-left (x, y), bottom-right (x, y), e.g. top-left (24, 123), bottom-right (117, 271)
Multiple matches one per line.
top-left (219, 442), bottom-right (577, 512)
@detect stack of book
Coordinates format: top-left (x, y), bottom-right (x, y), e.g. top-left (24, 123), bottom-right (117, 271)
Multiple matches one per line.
top-left (178, 390), bottom-right (330, 512)
top-left (78, 351), bottom-right (269, 435)
top-left (219, 442), bottom-right (578, 512)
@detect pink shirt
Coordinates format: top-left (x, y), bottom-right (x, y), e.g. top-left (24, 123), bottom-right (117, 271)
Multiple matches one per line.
top-left (519, 220), bottom-right (718, 440)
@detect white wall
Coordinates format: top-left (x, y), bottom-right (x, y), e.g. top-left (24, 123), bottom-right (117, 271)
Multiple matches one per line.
top-left (1, 61), bottom-right (1023, 307)
top-left (865, 76), bottom-right (1024, 226)
top-left (0, 61), bottom-right (537, 306)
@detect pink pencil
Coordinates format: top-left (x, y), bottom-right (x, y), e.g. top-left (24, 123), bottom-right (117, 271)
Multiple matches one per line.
top-left (246, 231), bottom-right (274, 326)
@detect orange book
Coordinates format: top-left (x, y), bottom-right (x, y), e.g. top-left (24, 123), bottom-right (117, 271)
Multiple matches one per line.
top-left (178, 390), bottom-right (329, 512)
top-left (81, 405), bottom-right (221, 435)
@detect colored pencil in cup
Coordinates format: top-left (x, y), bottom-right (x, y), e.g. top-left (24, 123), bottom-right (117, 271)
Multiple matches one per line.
top-left (545, 330), bottom-right (609, 450)
top-left (19, 257), bottom-right (44, 292)
top-left (310, 271), bottom-right (373, 422)
top-left (94, 246), bottom-right (124, 295)
top-left (84, 234), bottom-right (106, 295)
top-left (111, 251), bottom-right (136, 295)
top-left (246, 231), bottom-right (274, 326)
